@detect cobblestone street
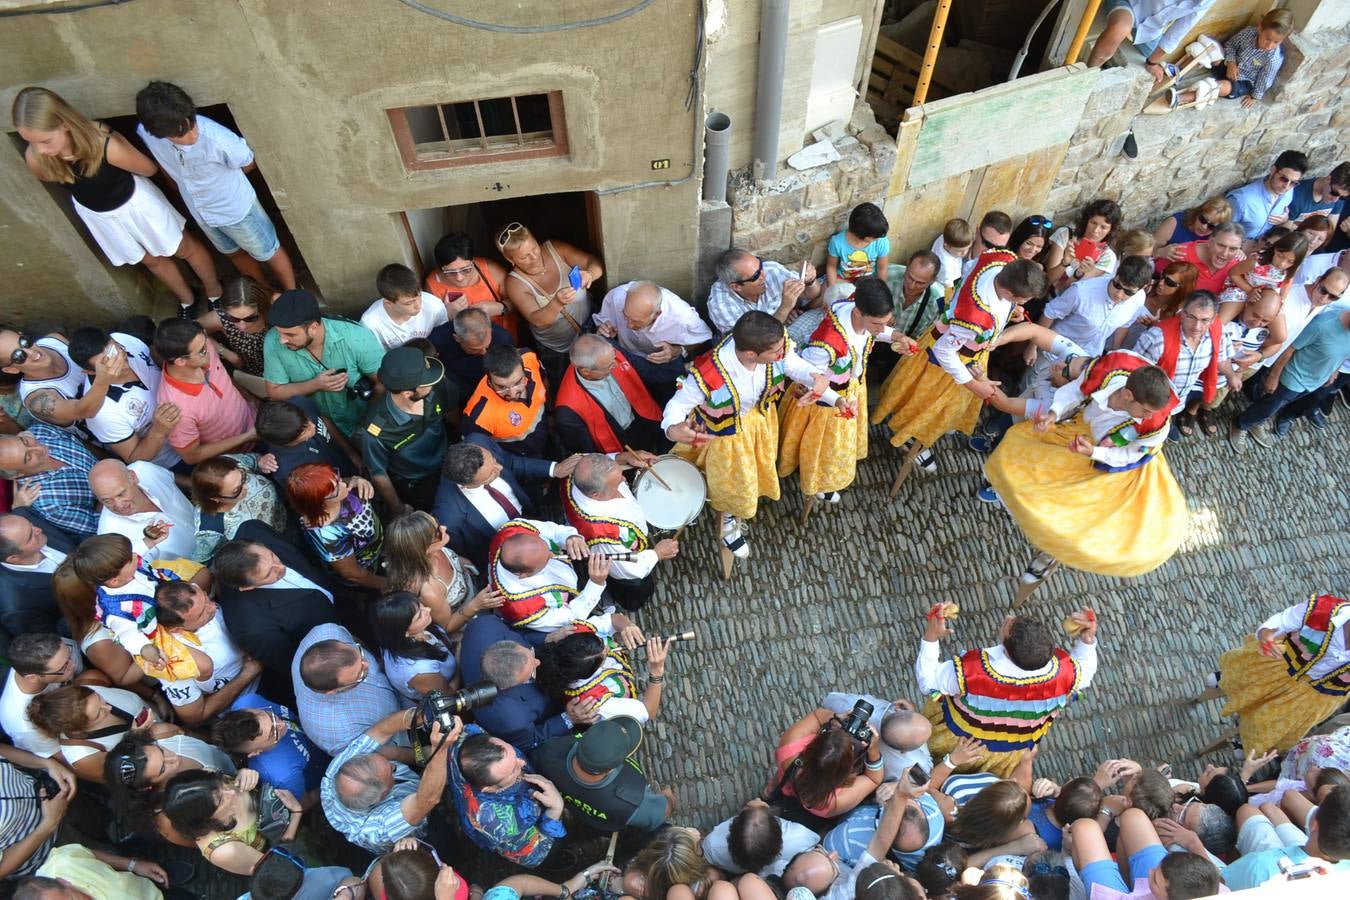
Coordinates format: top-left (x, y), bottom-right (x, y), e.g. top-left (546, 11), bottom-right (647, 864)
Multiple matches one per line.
top-left (634, 405), bottom-right (1350, 829)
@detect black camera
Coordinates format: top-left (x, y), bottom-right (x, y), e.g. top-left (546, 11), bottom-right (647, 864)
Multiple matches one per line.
top-left (413, 683), bottom-right (499, 738)
top-left (838, 699), bottom-right (874, 746)
top-left (349, 375), bottom-right (376, 402)
top-left (30, 768), bottom-right (61, 801)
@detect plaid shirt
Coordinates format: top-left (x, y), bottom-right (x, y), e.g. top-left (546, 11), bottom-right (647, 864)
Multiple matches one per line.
top-left (1223, 26), bottom-right (1284, 100)
top-left (321, 733), bottom-right (422, 852)
top-left (291, 623), bottom-right (411, 756)
top-left (707, 260), bottom-right (799, 334)
top-left (15, 422), bottom-right (98, 538)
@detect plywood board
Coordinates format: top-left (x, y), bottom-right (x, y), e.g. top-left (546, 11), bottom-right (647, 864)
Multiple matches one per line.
top-left (905, 66), bottom-right (1098, 189)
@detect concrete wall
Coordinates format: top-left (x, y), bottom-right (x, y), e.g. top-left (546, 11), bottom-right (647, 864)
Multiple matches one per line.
top-left (0, 0), bottom-right (704, 324)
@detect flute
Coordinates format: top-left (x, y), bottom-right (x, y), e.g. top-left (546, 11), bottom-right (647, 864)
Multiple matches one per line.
top-left (550, 550), bottom-right (641, 561)
top-left (632, 631), bottom-right (697, 652)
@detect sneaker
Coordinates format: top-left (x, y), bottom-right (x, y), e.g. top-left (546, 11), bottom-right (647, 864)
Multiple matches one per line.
top-left (721, 516), bottom-right (750, 559)
top-left (812, 491), bottom-right (841, 504)
top-left (967, 435), bottom-right (995, 454)
top-left (1309, 409), bottom-right (1328, 430)
top-left (915, 448), bottom-right (937, 474)
top-left (1273, 416), bottom-right (1293, 437)
top-left (1205, 670), bottom-right (1220, 690)
top-left (1249, 423), bottom-right (1273, 449)
top-left (1227, 421), bottom-right (1248, 454)
top-left (1020, 551), bottom-right (1058, 585)
top-left (176, 297), bottom-right (199, 320)
top-left (976, 485), bottom-right (1002, 504)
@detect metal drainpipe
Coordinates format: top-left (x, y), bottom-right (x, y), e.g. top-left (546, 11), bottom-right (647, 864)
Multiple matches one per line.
top-left (753, 0), bottom-right (790, 182)
top-left (703, 111), bottom-right (733, 202)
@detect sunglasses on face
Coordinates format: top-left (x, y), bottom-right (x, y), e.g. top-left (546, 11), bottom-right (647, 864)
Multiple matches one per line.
top-left (1154, 273), bottom-right (1181, 289)
top-left (117, 755), bottom-right (141, 788)
top-left (496, 222), bottom-right (525, 249)
top-left (731, 258), bottom-right (765, 286)
top-left (8, 334), bottom-right (34, 366)
top-left (216, 473), bottom-right (247, 501)
top-left (1110, 279), bottom-right (1141, 294)
top-left (441, 264), bottom-right (475, 277)
top-left (222, 311), bottom-right (261, 325)
top-left (1317, 283), bottom-right (1345, 300)
top-left (1195, 214), bottom-right (1216, 229)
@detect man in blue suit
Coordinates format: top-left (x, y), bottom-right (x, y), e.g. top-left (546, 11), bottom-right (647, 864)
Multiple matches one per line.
top-left (0, 509), bottom-right (80, 656)
top-left (432, 434), bottom-right (579, 571)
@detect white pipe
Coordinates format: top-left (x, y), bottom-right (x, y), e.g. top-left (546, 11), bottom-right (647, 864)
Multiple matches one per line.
top-left (1009, 0), bottom-right (1064, 82)
top-left (703, 112), bottom-right (733, 203)
top-left (753, 0), bottom-right (791, 181)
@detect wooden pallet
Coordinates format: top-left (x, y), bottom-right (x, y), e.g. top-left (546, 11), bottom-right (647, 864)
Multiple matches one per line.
top-left (867, 34), bottom-right (958, 129)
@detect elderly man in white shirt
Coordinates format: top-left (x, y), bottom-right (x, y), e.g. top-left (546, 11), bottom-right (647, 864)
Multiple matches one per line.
top-left (89, 458), bottom-right (201, 560)
top-left (487, 517), bottom-right (615, 633)
top-left (594, 280), bottom-right (712, 399)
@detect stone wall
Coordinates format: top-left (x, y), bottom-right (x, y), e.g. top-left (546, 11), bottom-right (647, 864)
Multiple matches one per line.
top-left (1043, 27), bottom-right (1350, 234)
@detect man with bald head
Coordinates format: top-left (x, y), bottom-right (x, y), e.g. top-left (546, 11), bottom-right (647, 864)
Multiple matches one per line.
top-left (555, 334), bottom-right (668, 456)
top-left (560, 454), bottom-right (679, 610)
top-left (0, 424), bottom-right (99, 539)
top-left (430, 306), bottom-right (516, 396)
top-left (594, 279), bottom-right (712, 400)
top-left (487, 516), bottom-right (614, 633)
top-left (0, 512), bottom-right (79, 653)
top-left (823, 691), bottom-right (933, 779)
top-left (89, 457), bottom-right (199, 559)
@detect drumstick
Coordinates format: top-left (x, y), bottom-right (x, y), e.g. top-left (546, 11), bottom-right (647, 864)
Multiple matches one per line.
top-left (603, 830), bottom-right (619, 871)
top-left (626, 445), bottom-right (672, 491)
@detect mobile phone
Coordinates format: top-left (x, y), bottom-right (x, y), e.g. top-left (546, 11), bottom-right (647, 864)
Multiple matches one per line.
top-left (443, 291), bottom-right (464, 303)
top-left (104, 345), bottom-right (119, 361)
top-left (333, 368), bottom-right (347, 375)
top-left (568, 265), bottom-right (583, 291)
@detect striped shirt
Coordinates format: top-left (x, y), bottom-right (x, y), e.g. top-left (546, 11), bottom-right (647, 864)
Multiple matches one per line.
top-left (0, 760), bottom-right (54, 877)
top-left (1223, 26), bottom-right (1284, 100)
top-left (321, 733), bottom-right (423, 852)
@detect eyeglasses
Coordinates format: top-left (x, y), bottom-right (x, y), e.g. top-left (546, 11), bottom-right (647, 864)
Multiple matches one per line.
top-left (222, 312), bottom-right (261, 325)
top-left (267, 846), bottom-right (307, 873)
top-left (1182, 312), bottom-right (1215, 325)
top-left (216, 471), bottom-right (247, 501)
top-left (1172, 796), bottom-right (1200, 824)
top-left (496, 222), bottom-right (525, 249)
top-left (1272, 172), bottom-right (1302, 186)
top-left (441, 264), bottom-right (475, 277)
top-left (731, 258), bottom-right (765, 286)
top-left (1027, 215), bottom-right (1053, 229)
top-left (332, 651), bottom-right (369, 692)
top-left (1317, 283), bottom-right (1344, 300)
top-left (264, 709), bottom-right (284, 744)
top-left (8, 334), bottom-right (33, 366)
top-left (1196, 214), bottom-right (1216, 230)
top-left (324, 481), bottom-right (344, 503)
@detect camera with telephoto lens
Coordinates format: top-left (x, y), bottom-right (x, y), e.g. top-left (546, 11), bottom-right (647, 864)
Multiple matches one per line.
top-left (838, 699), bottom-right (874, 746)
top-left (413, 683), bottom-right (499, 740)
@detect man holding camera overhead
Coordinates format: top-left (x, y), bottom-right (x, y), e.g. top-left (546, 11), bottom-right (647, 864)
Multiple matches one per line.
top-left (321, 706), bottom-right (459, 854)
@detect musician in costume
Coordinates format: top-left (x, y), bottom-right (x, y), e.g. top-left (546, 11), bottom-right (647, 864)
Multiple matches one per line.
top-left (535, 621), bottom-right (674, 724)
top-left (1214, 594), bottom-right (1350, 751)
top-left (661, 311), bottom-right (842, 559)
top-left (778, 278), bottom-right (918, 503)
top-left (983, 349), bottom-right (1187, 583)
top-left (486, 518), bottom-right (614, 633)
top-left (917, 604), bottom-right (1100, 778)
top-left (561, 454), bottom-right (678, 611)
top-left (555, 335), bottom-right (668, 456)
top-left (871, 253), bottom-right (1047, 473)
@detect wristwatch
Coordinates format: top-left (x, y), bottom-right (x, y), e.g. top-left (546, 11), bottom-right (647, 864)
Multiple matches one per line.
top-left (559, 885), bottom-right (571, 899)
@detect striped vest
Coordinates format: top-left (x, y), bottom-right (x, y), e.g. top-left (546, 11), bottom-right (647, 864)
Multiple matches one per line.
top-left (562, 624), bottom-right (640, 710)
top-left (1282, 594), bottom-right (1350, 696)
top-left (939, 647), bottom-right (1080, 752)
top-left (487, 520), bottom-right (577, 629)
top-left (686, 336), bottom-right (788, 436)
top-left (559, 479), bottom-right (650, 553)
top-left (806, 302), bottom-right (872, 389)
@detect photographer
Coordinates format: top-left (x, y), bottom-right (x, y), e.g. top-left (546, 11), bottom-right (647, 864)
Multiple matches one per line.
top-left (320, 705), bottom-right (457, 854)
top-left (765, 703), bottom-right (884, 829)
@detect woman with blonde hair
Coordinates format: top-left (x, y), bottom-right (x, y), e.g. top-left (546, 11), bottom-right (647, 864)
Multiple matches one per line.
top-left (382, 510), bottom-right (500, 632)
top-left (1154, 196), bottom-right (1233, 260)
top-left (12, 86), bottom-right (221, 317)
top-left (498, 222), bottom-right (603, 379)
top-left (951, 863), bottom-right (1029, 900)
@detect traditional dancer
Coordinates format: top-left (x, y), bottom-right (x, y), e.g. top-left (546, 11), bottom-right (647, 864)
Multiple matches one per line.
top-left (870, 251), bottom-right (1046, 484)
top-left (560, 453), bottom-right (678, 611)
top-left (1211, 594), bottom-right (1350, 752)
top-left (777, 278), bottom-right (917, 513)
top-left (486, 517), bottom-right (613, 633)
top-left (661, 311), bottom-right (841, 564)
top-left (983, 349), bottom-right (1186, 593)
top-left (917, 603), bottom-right (1099, 778)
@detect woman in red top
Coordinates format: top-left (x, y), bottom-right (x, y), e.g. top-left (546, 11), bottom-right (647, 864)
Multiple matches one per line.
top-left (425, 233), bottom-right (519, 342)
top-left (1171, 222), bottom-right (1246, 294)
top-left (766, 706), bottom-right (883, 827)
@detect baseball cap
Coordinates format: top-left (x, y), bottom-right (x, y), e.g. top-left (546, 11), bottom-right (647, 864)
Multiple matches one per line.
top-left (379, 346), bottom-right (444, 392)
top-left (268, 290), bottom-right (322, 328)
top-left (573, 716), bottom-right (643, 774)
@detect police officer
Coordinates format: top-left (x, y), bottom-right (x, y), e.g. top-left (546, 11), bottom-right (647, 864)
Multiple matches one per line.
top-left (363, 346), bottom-right (459, 514)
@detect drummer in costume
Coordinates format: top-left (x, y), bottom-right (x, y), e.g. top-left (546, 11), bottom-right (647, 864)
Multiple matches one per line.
top-left (917, 603), bottom-right (1100, 778)
top-left (661, 311), bottom-right (843, 559)
top-left (1211, 594), bottom-right (1350, 752)
top-left (487, 517), bottom-right (615, 634)
top-left (871, 252), bottom-right (1047, 475)
top-left (778, 277), bottom-right (918, 505)
top-left (983, 349), bottom-right (1187, 585)
top-left (561, 454), bottom-right (679, 612)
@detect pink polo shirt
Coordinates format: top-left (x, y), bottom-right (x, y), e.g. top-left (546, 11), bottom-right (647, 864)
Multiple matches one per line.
top-left (157, 342), bottom-right (256, 451)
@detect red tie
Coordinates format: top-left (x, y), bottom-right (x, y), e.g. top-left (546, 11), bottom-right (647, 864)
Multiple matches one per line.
top-left (484, 481), bottom-right (520, 520)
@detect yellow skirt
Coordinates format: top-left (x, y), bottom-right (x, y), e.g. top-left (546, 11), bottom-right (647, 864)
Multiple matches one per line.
top-left (1219, 638), bottom-right (1347, 752)
top-left (984, 419), bottom-right (1187, 577)
top-left (922, 697), bottom-right (1027, 779)
top-left (869, 346), bottom-right (983, 449)
top-left (777, 380), bottom-right (868, 495)
top-left (674, 406), bottom-right (779, 521)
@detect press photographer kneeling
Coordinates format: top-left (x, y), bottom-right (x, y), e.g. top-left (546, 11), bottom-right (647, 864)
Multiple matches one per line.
top-left (765, 700), bottom-right (883, 829)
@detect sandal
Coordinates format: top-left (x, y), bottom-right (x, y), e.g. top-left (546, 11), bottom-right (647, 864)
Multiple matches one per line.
top-left (1176, 413), bottom-right (1196, 437)
top-left (1196, 408), bottom-right (1218, 437)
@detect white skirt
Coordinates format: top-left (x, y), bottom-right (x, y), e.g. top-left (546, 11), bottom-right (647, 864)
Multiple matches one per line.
top-left (72, 174), bottom-right (186, 266)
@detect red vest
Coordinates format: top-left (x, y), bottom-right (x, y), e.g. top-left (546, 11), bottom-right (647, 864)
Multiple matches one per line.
top-left (1080, 350), bottom-right (1179, 438)
top-left (1156, 315), bottom-right (1221, 404)
top-left (806, 303), bottom-right (873, 387)
top-left (937, 249), bottom-right (1017, 346)
top-left (487, 521), bottom-right (577, 628)
top-left (1282, 593), bottom-right (1350, 696)
top-left (554, 350), bottom-right (662, 453)
top-left (939, 647), bottom-right (1080, 752)
top-left (559, 479), bottom-right (651, 552)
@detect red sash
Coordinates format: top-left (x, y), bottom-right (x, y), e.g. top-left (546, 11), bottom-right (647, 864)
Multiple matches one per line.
top-left (559, 479), bottom-right (651, 552)
top-left (561, 623), bottom-right (640, 708)
top-left (1282, 593), bottom-right (1350, 696)
top-left (1156, 315), bottom-right (1220, 403)
top-left (940, 249), bottom-right (1017, 345)
top-left (554, 350), bottom-right (662, 453)
top-left (487, 521), bottom-right (577, 628)
top-left (1080, 350), bottom-right (1179, 436)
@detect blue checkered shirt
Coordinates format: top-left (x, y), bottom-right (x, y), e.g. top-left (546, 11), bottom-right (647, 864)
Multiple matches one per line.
top-left (291, 623), bottom-right (412, 756)
top-left (16, 422), bottom-right (98, 538)
top-left (1223, 26), bottom-right (1284, 100)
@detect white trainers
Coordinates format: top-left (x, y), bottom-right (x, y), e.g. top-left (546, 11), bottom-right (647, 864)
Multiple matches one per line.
top-left (721, 515), bottom-right (751, 559)
top-left (814, 491), bottom-right (842, 504)
top-left (916, 448), bottom-right (937, 474)
top-left (1205, 671), bottom-right (1220, 690)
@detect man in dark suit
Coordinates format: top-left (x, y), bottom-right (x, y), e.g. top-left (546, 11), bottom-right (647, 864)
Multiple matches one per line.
top-left (432, 434), bottom-right (579, 571)
top-left (429, 307), bottom-right (516, 397)
top-left (210, 522), bottom-right (339, 704)
top-left (0, 510), bottom-right (79, 656)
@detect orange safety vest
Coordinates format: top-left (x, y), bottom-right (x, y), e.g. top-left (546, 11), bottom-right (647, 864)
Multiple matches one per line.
top-left (464, 351), bottom-right (546, 444)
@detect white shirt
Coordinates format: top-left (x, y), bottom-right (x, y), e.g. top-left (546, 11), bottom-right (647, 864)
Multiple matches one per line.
top-left (929, 235), bottom-right (966, 289)
top-left (359, 293), bottom-right (449, 351)
top-left (97, 460), bottom-right (199, 559)
top-left (1126, 1), bottom-right (1218, 52)
top-left (490, 519), bottom-right (607, 632)
top-left (383, 633), bottom-right (457, 703)
top-left (579, 374), bottom-right (635, 430)
top-left (797, 303), bottom-right (895, 380)
top-left (916, 638), bottom-right (1099, 697)
top-left (84, 333), bottom-right (180, 470)
top-left (1258, 599), bottom-right (1350, 681)
top-left (18, 338), bottom-right (85, 422)
top-left (703, 812), bottom-right (819, 876)
top-left (460, 477), bottom-right (527, 532)
top-left (593, 281), bottom-right (712, 355)
top-left (931, 264), bottom-right (1014, 385)
top-left (567, 481), bottom-right (658, 580)
top-left (1255, 284), bottom-right (1327, 371)
top-left (1044, 275), bottom-right (1146, 357)
top-left (1294, 250), bottom-right (1350, 286)
top-left (1, 545), bottom-right (67, 575)
top-left (161, 612), bottom-right (254, 708)
top-left (1, 667), bottom-right (64, 757)
top-left (1039, 363), bottom-right (1172, 468)
top-left (660, 338), bottom-right (834, 432)
top-left (60, 686), bottom-right (146, 766)
top-left (136, 115), bottom-right (257, 226)
top-left (260, 566), bottom-right (333, 603)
